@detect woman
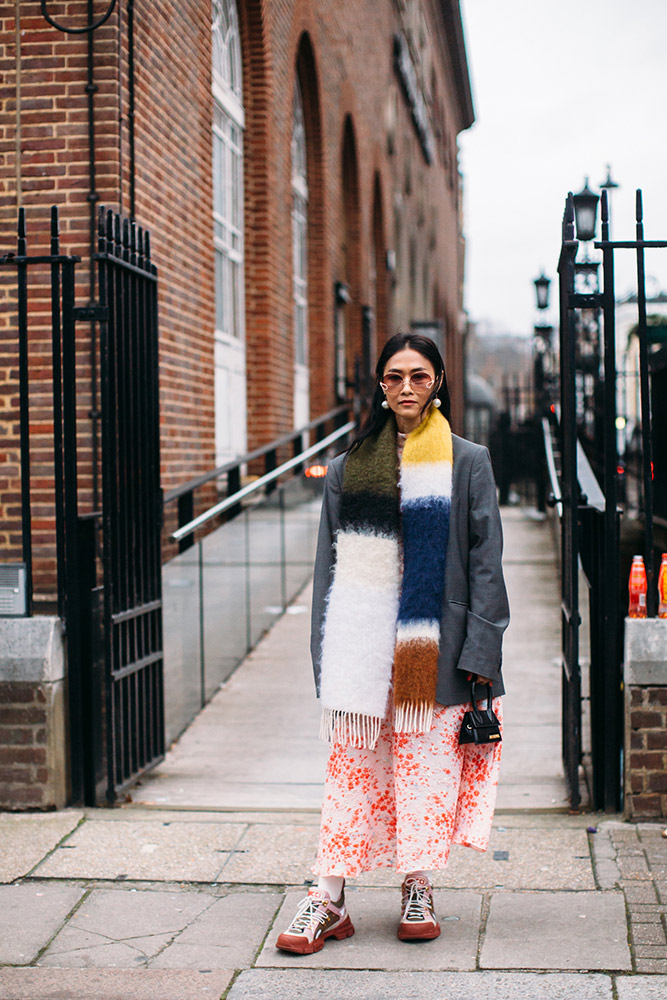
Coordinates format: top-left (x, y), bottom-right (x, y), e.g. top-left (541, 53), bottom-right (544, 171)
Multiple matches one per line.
top-left (276, 332), bottom-right (509, 954)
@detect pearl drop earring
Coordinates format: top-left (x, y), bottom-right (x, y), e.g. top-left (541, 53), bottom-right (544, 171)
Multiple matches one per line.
top-left (381, 398), bottom-right (389, 410)
top-left (433, 397), bottom-right (442, 408)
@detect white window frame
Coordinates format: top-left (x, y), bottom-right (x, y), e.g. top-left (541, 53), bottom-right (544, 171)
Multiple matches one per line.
top-left (292, 78), bottom-right (309, 369)
top-left (212, 0), bottom-right (245, 349)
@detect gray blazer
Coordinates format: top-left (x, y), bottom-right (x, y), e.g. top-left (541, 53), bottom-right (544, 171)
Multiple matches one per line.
top-left (310, 434), bottom-right (509, 706)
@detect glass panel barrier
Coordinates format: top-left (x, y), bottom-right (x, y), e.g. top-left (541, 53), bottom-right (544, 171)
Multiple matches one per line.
top-left (162, 545), bottom-right (203, 746)
top-left (162, 473), bottom-right (323, 740)
top-left (201, 509), bottom-right (248, 701)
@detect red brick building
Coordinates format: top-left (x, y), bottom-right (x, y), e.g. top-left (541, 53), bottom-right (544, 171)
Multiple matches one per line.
top-left (1, 0), bottom-right (473, 509)
top-left (0, 0), bottom-right (474, 808)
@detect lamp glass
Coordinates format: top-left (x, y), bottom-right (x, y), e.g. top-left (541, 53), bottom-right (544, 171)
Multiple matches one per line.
top-left (534, 273), bottom-right (550, 310)
top-left (573, 181), bottom-right (600, 242)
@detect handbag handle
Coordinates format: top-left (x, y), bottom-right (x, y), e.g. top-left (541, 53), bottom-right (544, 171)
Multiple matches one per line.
top-left (470, 678), bottom-right (492, 708)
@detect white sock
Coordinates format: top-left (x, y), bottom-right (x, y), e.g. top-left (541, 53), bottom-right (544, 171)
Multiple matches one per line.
top-left (317, 875), bottom-right (344, 900)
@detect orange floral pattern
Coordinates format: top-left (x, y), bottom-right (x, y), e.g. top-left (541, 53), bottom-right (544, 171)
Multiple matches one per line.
top-left (314, 698), bottom-right (502, 877)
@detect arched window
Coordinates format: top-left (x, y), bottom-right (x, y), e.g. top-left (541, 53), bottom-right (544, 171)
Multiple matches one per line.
top-left (212, 0), bottom-right (246, 462)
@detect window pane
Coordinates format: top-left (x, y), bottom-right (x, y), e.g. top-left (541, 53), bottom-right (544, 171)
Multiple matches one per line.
top-left (212, 0), bottom-right (242, 98)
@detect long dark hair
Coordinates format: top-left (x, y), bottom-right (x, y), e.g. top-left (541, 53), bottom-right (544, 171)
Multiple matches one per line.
top-left (349, 332), bottom-right (451, 452)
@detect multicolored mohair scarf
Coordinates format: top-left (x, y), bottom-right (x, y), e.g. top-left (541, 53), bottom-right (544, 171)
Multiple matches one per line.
top-left (319, 406), bottom-right (453, 749)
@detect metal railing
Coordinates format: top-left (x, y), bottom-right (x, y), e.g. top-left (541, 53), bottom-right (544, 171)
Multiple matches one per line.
top-left (164, 404), bottom-right (355, 552)
top-left (160, 408), bottom-right (358, 745)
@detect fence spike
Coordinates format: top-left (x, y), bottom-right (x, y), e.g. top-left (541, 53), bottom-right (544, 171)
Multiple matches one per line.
top-left (105, 208), bottom-right (114, 253)
top-left (636, 189), bottom-right (643, 224)
top-left (114, 212), bottom-right (121, 257)
top-left (563, 193), bottom-right (575, 242)
top-left (50, 205), bottom-right (59, 256)
top-left (600, 189), bottom-right (609, 223)
top-left (600, 190), bottom-right (609, 241)
top-left (18, 206), bottom-right (26, 256)
top-left (137, 226), bottom-right (145, 267)
top-left (130, 220), bottom-right (137, 263)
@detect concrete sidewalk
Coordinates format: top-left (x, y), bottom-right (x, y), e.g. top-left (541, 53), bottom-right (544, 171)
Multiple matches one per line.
top-left (1, 508), bottom-right (666, 1000)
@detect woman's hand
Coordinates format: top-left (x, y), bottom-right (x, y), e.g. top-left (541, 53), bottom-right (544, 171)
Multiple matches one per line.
top-left (467, 673), bottom-right (493, 686)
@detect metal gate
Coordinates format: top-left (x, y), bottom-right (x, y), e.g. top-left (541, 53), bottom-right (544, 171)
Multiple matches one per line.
top-left (553, 188), bottom-right (665, 811)
top-left (97, 209), bottom-right (164, 803)
top-left (1, 205), bottom-right (164, 805)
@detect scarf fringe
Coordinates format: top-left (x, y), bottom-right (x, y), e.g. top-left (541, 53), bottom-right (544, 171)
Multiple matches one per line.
top-left (393, 701), bottom-right (434, 734)
top-left (320, 708), bottom-right (383, 750)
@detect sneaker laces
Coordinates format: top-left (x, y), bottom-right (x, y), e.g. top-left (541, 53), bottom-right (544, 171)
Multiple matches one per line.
top-left (403, 880), bottom-right (433, 922)
top-left (287, 894), bottom-right (330, 933)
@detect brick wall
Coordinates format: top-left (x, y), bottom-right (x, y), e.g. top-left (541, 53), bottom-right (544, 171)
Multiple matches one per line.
top-left (1, 0), bottom-right (472, 590)
top-left (627, 686), bottom-right (667, 818)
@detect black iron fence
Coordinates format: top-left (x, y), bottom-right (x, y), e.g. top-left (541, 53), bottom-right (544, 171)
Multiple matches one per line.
top-left (1, 206), bottom-right (164, 806)
top-left (97, 208), bottom-right (164, 802)
top-left (547, 188), bottom-right (666, 812)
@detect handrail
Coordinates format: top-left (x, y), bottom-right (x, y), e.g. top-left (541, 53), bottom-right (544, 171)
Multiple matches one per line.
top-left (542, 415), bottom-right (606, 517)
top-left (171, 420), bottom-right (355, 542)
top-left (577, 441), bottom-right (606, 512)
top-left (164, 403), bottom-right (351, 504)
top-left (542, 417), bottom-right (562, 518)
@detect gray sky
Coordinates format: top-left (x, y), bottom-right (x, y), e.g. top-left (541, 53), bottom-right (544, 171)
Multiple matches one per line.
top-left (459, 0), bottom-right (667, 337)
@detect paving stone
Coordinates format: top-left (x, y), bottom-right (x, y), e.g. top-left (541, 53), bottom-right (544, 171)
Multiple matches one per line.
top-left (655, 880), bottom-right (667, 904)
top-left (0, 968), bottom-right (233, 999)
top-left (31, 818), bottom-right (246, 882)
top-left (630, 910), bottom-right (663, 923)
top-left (257, 888), bottom-right (480, 970)
top-left (219, 823), bottom-right (320, 885)
top-left (633, 946), bottom-right (667, 958)
top-left (0, 884), bottom-right (83, 965)
top-left (621, 882), bottom-right (659, 903)
top-left (229, 969), bottom-right (614, 1000)
top-left (481, 891), bottom-right (631, 970)
top-left (357, 828), bottom-right (595, 891)
top-left (148, 891), bottom-right (282, 969)
top-left (0, 811), bottom-right (83, 883)
top-left (37, 887), bottom-right (213, 967)
top-left (635, 959), bottom-right (667, 973)
top-left (631, 923), bottom-right (666, 945)
top-left (617, 857), bottom-right (651, 879)
top-left (615, 975), bottom-right (667, 999)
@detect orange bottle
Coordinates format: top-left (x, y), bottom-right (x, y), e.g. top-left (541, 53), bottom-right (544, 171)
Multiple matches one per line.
top-left (658, 553), bottom-right (667, 619)
top-left (629, 555), bottom-right (647, 618)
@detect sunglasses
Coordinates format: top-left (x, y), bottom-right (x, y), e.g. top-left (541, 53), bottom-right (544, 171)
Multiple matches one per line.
top-left (379, 372), bottom-right (435, 392)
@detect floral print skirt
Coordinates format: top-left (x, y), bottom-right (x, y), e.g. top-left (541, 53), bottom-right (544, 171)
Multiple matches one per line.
top-left (313, 697), bottom-right (503, 877)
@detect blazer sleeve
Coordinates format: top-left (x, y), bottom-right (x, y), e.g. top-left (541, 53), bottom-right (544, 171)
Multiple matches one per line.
top-left (310, 457), bottom-right (343, 695)
top-left (455, 446), bottom-right (510, 682)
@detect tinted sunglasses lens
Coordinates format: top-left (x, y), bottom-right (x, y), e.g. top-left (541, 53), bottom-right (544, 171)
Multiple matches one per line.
top-left (382, 374), bottom-right (403, 389)
top-left (411, 373), bottom-right (432, 387)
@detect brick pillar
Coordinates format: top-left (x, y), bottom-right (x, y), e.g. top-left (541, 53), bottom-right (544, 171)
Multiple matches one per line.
top-left (0, 618), bottom-right (68, 810)
top-left (624, 617), bottom-right (667, 819)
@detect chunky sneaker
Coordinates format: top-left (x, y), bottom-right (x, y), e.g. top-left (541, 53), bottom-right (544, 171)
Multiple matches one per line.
top-left (397, 874), bottom-right (441, 941)
top-left (276, 887), bottom-right (355, 955)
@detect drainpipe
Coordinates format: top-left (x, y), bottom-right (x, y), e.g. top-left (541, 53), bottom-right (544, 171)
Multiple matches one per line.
top-left (14, 1), bottom-right (21, 209)
top-left (86, 0), bottom-right (101, 509)
top-left (128, 0), bottom-right (136, 220)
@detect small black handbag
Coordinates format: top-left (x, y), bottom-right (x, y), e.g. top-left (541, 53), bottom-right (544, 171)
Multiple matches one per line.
top-left (458, 680), bottom-right (502, 745)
